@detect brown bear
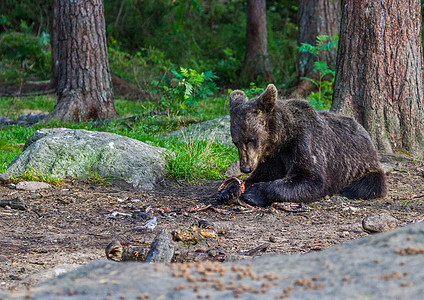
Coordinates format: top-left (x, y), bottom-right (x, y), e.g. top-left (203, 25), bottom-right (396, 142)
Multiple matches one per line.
top-left (218, 84), bottom-right (387, 207)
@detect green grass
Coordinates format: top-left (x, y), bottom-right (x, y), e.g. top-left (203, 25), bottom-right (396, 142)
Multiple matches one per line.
top-left (10, 170), bottom-right (64, 186)
top-left (164, 137), bottom-right (238, 181)
top-left (0, 95), bottom-right (56, 118)
top-left (0, 94), bottom-right (236, 182)
top-left (113, 97), bottom-right (157, 117)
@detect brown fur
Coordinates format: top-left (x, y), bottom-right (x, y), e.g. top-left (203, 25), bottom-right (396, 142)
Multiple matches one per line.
top-left (222, 84), bottom-right (387, 207)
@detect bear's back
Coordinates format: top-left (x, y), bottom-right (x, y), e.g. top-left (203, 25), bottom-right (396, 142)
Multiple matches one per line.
top-left (277, 99), bottom-right (381, 193)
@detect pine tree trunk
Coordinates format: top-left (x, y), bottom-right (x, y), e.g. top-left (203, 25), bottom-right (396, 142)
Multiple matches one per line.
top-left (46, 0), bottom-right (118, 122)
top-left (331, 0), bottom-right (424, 157)
top-left (242, 0), bottom-right (273, 83)
top-left (297, 0), bottom-right (341, 79)
top-left (49, 0), bottom-right (59, 91)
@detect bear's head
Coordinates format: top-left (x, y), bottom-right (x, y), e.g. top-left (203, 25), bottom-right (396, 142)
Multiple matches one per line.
top-left (229, 84), bottom-right (277, 173)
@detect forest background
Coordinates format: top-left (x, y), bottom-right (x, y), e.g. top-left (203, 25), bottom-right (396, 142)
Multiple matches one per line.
top-left (0, 0), bottom-right (299, 93)
top-left (0, 0), bottom-right (423, 181)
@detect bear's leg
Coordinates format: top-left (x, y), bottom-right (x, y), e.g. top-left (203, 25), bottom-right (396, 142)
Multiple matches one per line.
top-left (340, 170), bottom-right (387, 200)
top-left (241, 175), bottom-right (326, 206)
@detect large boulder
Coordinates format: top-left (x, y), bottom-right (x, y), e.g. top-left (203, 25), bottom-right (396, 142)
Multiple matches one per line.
top-left (162, 115), bottom-right (234, 147)
top-left (5, 221), bottom-right (424, 299)
top-left (7, 128), bottom-right (167, 190)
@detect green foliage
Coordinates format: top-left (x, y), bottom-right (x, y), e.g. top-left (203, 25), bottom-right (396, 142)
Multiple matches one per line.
top-left (214, 48), bottom-right (241, 84)
top-left (267, 1), bottom-right (298, 87)
top-left (0, 95), bottom-right (234, 182)
top-left (165, 137), bottom-right (238, 181)
top-left (0, 14), bottom-right (11, 26)
top-left (10, 170), bottom-right (64, 186)
top-left (108, 45), bottom-right (172, 91)
top-left (84, 174), bottom-right (112, 186)
top-left (0, 25), bottom-right (51, 85)
top-left (228, 82), bottom-right (264, 99)
top-left (0, 95), bottom-right (55, 118)
top-left (151, 66), bottom-right (218, 115)
top-left (113, 97), bottom-right (156, 117)
top-left (1, 0), bottom-right (301, 88)
top-left (298, 34), bottom-right (338, 110)
top-left (0, 1), bottom-right (51, 34)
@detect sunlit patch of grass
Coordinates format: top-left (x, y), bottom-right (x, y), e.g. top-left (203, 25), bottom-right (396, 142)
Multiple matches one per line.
top-left (164, 134), bottom-right (237, 182)
top-left (0, 93), bottom-right (235, 182)
top-left (0, 95), bottom-right (56, 119)
top-left (10, 170), bottom-right (64, 186)
top-left (114, 98), bottom-right (157, 117)
top-left (84, 174), bottom-right (112, 186)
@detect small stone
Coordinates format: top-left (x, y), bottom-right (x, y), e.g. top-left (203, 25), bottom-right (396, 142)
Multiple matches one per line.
top-left (341, 231), bottom-right (350, 237)
top-left (9, 274), bottom-right (21, 280)
top-left (15, 181), bottom-right (51, 191)
top-left (380, 162), bottom-right (394, 175)
top-left (269, 236), bottom-right (277, 243)
top-left (0, 173), bottom-right (10, 182)
top-left (362, 213), bottom-right (398, 233)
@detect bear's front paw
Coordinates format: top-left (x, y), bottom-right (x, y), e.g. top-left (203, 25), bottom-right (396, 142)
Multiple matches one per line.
top-left (241, 184), bottom-right (269, 207)
top-left (216, 179), bottom-right (244, 204)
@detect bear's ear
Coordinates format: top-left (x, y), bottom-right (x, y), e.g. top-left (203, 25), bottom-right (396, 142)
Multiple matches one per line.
top-left (257, 84), bottom-right (277, 112)
top-left (229, 90), bottom-right (247, 110)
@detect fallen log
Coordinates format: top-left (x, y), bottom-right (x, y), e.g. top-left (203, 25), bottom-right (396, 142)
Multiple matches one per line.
top-left (105, 240), bottom-right (148, 262)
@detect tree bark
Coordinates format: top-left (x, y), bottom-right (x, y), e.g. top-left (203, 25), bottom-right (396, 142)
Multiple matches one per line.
top-left (49, 0), bottom-right (59, 91)
top-left (46, 0), bottom-right (118, 122)
top-left (331, 0), bottom-right (424, 157)
top-left (297, 0), bottom-right (341, 79)
top-left (242, 0), bottom-right (273, 83)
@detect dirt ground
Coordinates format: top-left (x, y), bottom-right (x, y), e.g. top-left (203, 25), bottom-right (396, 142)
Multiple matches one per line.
top-left (0, 154), bottom-right (423, 293)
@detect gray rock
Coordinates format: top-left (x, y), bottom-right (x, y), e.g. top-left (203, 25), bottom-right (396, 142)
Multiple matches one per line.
top-left (162, 115), bottom-right (234, 147)
top-left (7, 128), bottom-right (167, 190)
top-left (16, 112), bottom-right (48, 126)
top-left (0, 116), bottom-right (12, 126)
top-left (144, 230), bottom-right (174, 263)
top-left (362, 213), bottom-right (399, 233)
top-left (225, 160), bottom-right (241, 178)
top-left (6, 221), bottom-right (424, 299)
top-left (0, 172), bottom-right (10, 182)
top-left (15, 181), bottom-right (51, 191)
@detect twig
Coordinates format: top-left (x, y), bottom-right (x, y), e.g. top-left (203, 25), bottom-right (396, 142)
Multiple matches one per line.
top-left (241, 243), bottom-right (270, 256)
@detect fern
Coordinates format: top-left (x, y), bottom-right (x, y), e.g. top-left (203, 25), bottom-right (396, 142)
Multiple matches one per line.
top-left (297, 34), bottom-right (339, 110)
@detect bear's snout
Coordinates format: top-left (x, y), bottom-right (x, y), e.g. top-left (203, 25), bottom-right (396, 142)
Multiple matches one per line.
top-left (240, 166), bottom-right (252, 173)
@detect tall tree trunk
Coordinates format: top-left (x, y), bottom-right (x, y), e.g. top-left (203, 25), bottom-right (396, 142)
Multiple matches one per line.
top-left (242, 0), bottom-right (273, 83)
top-left (49, 0), bottom-right (59, 91)
top-left (46, 0), bottom-right (118, 122)
top-left (297, 0), bottom-right (341, 79)
top-left (331, 0), bottom-right (424, 157)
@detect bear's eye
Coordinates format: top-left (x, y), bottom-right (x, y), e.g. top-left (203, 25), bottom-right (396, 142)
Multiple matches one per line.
top-left (246, 139), bottom-right (255, 145)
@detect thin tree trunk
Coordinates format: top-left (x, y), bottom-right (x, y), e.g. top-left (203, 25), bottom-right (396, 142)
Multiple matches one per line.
top-left (242, 0), bottom-right (273, 83)
top-left (46, 0), bottom-right (118, 122)
top-left (107, 0), bottom-right (125, 42)
top-left (49, 0), bottom-right (59, 91)
top-left (297, 0), bottom-right (341, 79)
top-left (331, 0), bottom-right (424, 157)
